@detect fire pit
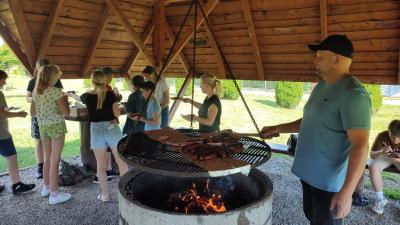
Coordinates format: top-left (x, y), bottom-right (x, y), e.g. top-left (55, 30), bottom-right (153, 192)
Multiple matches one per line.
top-left (118, 169), bottom-right (273, 225)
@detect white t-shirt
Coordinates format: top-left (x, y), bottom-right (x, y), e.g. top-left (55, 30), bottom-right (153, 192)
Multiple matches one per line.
top-left (154, 78), bottom-right (169, 106)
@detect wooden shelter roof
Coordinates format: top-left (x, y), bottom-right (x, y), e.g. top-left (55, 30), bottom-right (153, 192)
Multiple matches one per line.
top-left (0, 0), bottom-right (399, 83)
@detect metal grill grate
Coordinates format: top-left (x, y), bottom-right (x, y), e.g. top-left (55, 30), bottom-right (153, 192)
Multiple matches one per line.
top-left (118, 129), bottom-right (271, 177)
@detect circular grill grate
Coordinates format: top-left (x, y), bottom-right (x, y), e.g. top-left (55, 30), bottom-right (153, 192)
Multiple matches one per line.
top-left (118, 129), bottom-right (271, 177)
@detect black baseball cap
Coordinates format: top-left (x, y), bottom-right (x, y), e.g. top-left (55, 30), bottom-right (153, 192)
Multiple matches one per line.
top-left (101, 66), bottom-right (114, 75)
top-left (308, 34), bottom-right (354, 58)
top-left (142, 66), bottom-right (154, 74)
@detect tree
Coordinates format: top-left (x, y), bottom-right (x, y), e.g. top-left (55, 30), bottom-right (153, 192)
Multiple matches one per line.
top-left (0, 44), bottom-right (19, 72)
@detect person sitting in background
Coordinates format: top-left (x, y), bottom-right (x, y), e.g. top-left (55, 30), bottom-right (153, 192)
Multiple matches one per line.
top-left (130, 81), bottom-right (160, 131)
top-left (123, 75), bottom-right (145, 135)
top-left (179, 74), bottom-right (222, 133)
top-left (26, 58), bottom-right (64, 180)
top-left (0, 70), bottom-right (35, 195)
top-left (368, 120), bottom-right (400, 214)
top-left (142, 66), bottom-right (169, 128)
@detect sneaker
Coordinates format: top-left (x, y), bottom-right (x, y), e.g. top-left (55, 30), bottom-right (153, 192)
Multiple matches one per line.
top-left (0, 185), bottom-right (5, 193)
top-left (106, 169), bottom-right (120, 178)
top-left (41, 186), bottom-right (50, 197)
top-left (372, 198), bottom-right (388, 214)
top-left (352, 193), bottom-right (370, 206)
top-left (49, 192), bottom-right (72, 205)
top-left (35, 166), bottom-right (43, 179)
top-left (92, 176), bottom-right (113, 184)
top-left (12, 182), bottom-right (36, 195)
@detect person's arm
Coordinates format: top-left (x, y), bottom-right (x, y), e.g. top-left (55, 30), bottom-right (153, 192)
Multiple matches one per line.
top-left (181, 97), bottom-right (202, 109)
top-left (0, 107), bottom-right (27, 118)
top-left (26, 91), bottom-right (33, 103)
top-left (66, 92), bottom-right (81, 102)
top-left (194, 104), bottom-right (218, 126)
top-left (261, 118), bottom-right (302, 138)
top-left (369, 134), bottom-right (387, 159)
top-left (161, 90), bottom-right (170, 108)
top-left (57, 95), bottom-right (70, 116)
top-left (330, 128), bottom-right (369, 219)
top-left (112, 102), bottom-right (120, 118)
top-left (140, 111), bottom-right (160, 126)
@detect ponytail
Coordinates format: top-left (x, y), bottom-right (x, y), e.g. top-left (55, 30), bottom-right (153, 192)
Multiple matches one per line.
top-left (91, 70), bottom-right (107, 110)
top-left (214, 80), bottom-right (222, 98)
top-left (200, 74), bottom-right (223, 98)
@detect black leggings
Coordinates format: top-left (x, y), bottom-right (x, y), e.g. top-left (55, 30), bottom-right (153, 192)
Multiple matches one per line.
top-left (301, 180), bottom-right (343, 225)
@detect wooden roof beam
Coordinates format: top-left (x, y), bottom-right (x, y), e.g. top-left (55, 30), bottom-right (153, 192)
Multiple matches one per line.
top-left (165, 21), bottom-right (190, 74)
top-left (154, 0), bottom-right (166, 69)
top-left (398, 48), bottom-right (400, 84)
top-left (123, 21), bottom-right (154, 74)
top-left (163, 0), bottom-right (219, 72)
top-left (37, 0), bottom-right (65, 59)
top-left (81, 7), bottom-right (111, 77)
top-left (8, 0), bottom-right (37, 67)
top-left (203, 23), bottom-right (226, 78)
top-left (241, 0), bottom-right (264, 80)
top-left (105, 0), bottom-right (155, 67)
top-left (320, 0), bottom-right (328, 40)
top-left (0, 21), bottom-right (33, 75)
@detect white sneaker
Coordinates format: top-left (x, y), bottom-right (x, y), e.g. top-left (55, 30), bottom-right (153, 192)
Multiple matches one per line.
top-left (41, 186), bottom-right (50, 197)
top-left (372, 198), bottom-right (388, 214)
top-left (49, 192), bottom-right (72, 205)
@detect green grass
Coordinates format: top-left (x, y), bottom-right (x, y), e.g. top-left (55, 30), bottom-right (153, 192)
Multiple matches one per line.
top-left (384, 187), bottom-right (400, 200)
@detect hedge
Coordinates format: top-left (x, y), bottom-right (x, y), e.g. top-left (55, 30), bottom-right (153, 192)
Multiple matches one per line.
top-left (275, 81), bottom-right (304, 109)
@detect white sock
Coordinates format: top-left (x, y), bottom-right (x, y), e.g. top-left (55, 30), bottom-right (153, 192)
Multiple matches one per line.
top-left (376, 192), bottom-right (384, 201)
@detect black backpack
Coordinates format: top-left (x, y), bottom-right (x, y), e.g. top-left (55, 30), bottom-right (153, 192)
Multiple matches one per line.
top-left (287, 134), bottom-right (298, 156)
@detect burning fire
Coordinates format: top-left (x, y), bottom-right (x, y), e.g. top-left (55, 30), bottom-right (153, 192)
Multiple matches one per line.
top-left (173, 180), bottom-right (226, 214)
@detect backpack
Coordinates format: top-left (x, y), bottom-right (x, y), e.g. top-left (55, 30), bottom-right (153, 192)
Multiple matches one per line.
top-left (58, 160), bottom-right (84, 186)
top-left (287, 134), bottom-right (298, 156)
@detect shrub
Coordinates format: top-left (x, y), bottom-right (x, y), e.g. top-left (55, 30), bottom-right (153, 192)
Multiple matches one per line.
top-left (275, 81), bottom-right (304, 109)
top-left (222, 80), bottom-right (242, 100)
top-left (364, 84), bottom-right (382, 113)
top-left (175, 78), bottom-right (193, 96)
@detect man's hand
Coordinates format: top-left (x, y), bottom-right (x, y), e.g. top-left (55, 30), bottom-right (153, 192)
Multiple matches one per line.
top-left (261, 126), bottom-right (280, 139)
top-left (330, 190), bottom-right (352, 219)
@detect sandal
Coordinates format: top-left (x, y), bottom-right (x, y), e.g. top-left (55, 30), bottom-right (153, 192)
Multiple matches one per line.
top-left (97, 194), bottom-right (110, 202)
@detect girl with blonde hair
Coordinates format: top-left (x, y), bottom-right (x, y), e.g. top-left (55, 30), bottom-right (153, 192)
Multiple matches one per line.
top-left (80, 70), bottom-right (128, 202)
top-left (179, 74), bottom-right (222, 133)
top-left (32, 64), bottom-right (71, 205)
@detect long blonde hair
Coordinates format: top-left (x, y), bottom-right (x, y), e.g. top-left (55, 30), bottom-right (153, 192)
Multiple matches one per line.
top-left (91, 70), bottom-right (107, 110)
top-left (200, 74), bottom-right (222, 98)
top-left (34, 64), bottom-right (60, 95)
top-left (33, 58), bottom-right (50, 78)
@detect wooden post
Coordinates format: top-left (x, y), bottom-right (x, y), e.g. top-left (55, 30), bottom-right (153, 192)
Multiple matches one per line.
top-left (169, 73), bottom-right (192, 124)
top-left (320, 0), bottom-right (328, 40)
top-left (154, 0), bottom-right (166, 70)
top-left (79, 121), bottom-right (97, 172)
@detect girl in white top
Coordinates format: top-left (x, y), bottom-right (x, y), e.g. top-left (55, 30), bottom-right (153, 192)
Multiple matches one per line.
top-left (32, 65), bottom-right (71, 205)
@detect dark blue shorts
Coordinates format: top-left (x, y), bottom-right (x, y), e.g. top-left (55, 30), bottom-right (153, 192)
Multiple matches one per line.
top-left (0, 138), bottom-right (17, 157)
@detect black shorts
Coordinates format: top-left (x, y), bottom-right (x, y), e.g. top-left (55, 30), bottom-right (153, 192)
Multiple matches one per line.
top-left (301, 180), bottom-right (343, 225)
top-left (0, 138), bottom-right (17, 157)
top-left (31, 117), bottom-right (41, 139)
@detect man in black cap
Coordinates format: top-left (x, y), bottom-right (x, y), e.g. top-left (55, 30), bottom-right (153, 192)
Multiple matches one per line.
top-left (261, 35), bottom-right (371, 225)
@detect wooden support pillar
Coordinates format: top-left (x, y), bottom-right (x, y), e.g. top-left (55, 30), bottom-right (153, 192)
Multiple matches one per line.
top-left (169, 73), bottom-right (192, 124)
top-left (320, 0), bottom-right (328, 40)
top-left (154, 0), bottom-right (166, 70)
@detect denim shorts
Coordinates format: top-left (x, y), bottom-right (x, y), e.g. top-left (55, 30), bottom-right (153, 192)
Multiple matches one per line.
top-left (0, 138), bottom-right (17, 157)
top-left (90, 121), bottom-right (122, 150)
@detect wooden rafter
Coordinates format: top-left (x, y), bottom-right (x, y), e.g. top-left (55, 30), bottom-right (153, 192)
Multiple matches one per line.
top-left (105, 0), bottom-right (156, 67)
top-left (154, 0), bottom-right (166, 69)
top-left (241, 0), bottom-right (264, 80)
top-left (165, 21), bottom-right (190, 74)
top-left (202, 23), bottom-right (226, 78)
top-left (320, 0), bottom-right (328, 40)
top-left (37, 0), bottom-right (65, 59)
top-left (8, 0), bottom-right (37, 67)
top-left (81, 7), bottom-right (111, 77)
top-left (163, 0), bottom-right (219, 72)
top-left (123, 21), bottom-right (154, 74)
top-left (0, 21), bottom-right (33, 75)
top-left (398, 48), bottom-right (400, 84)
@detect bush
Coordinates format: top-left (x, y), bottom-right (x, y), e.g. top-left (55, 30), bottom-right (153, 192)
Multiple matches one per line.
top-left (175, 78), bottom-right (193, 96)
top-left (275, 81), bottom-right (304, 108)
top-left (364, 84), bottom-right (382, 113)
top-left (222, 80), bottom-right (242, 100)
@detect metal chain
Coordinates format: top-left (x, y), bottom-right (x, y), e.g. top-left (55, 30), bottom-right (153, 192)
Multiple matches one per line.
top-left (190, 0), bottom-right (198, 129)
top-left (198, 1), bottom-right (263, 138)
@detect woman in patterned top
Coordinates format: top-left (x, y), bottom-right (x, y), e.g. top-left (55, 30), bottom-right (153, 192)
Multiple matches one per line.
top-left (32, 64), bottom-right (71, 205)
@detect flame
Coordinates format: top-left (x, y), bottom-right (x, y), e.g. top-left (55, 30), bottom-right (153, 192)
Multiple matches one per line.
top-left (173, 179), bottom-right (227, 214)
